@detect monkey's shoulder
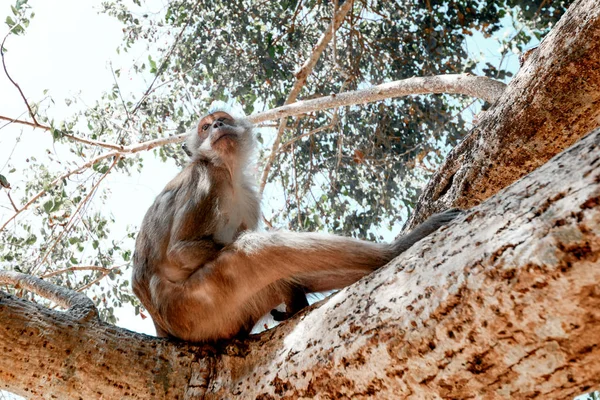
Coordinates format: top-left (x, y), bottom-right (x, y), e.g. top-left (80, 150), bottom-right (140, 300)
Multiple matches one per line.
top-left (164, 163), bottom-right (211, 190)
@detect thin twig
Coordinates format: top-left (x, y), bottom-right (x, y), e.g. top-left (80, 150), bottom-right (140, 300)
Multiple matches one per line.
top-left (279, 113), bottom-right (338, 149)
top-left (1, 33), bottom-right (39, 125)
top-left (126, 0), bottom-right (203, 121)
top-left (41, 265), bottom-right (120, 279)
top-left (0, 115), bottom-right (126, 151)
top-left (6, 191), bottom-right (18, 212)
top-left (110, 62), bottom-right (131, 121)
top-left (75, 266), bottom-right (120, 293)
top-left (32, 157), bottom-right (120, 274)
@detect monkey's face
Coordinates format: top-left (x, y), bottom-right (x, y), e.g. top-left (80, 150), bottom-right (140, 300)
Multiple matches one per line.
top-left (184, 111), bottom-right (254, 166)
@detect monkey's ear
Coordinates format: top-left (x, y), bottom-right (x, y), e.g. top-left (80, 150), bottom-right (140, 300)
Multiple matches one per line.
top-left (182, 143), bottom-right (193, 157)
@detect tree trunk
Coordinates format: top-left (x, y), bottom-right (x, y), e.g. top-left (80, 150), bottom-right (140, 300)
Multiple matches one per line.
top-left (1, 128), bottom-right (599, 398)
top-left (2, 0), bottom-right (600, 398)
top-left (406, 0), bottom-right (600, 230)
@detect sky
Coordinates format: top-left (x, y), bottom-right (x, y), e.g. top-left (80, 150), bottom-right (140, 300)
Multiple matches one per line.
top-left (0, 0), bottom-right (172, 335)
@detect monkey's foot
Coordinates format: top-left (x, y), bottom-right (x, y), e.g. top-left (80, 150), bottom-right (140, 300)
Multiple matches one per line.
top-left (270, 309), bottom-right (291, 322)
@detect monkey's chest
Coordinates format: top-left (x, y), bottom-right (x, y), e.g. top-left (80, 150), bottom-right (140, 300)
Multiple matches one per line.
top-left (213, 189), bottom-right (258, 244)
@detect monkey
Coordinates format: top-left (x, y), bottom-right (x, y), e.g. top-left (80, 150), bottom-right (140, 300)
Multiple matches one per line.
top-left (132, 111), bottom-right (461, 342)
top-left (180, 116), bottom-right (309, 322)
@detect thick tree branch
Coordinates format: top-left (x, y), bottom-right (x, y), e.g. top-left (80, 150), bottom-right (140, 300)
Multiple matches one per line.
top-left (0, 288), bottom-right (210, 399)
top-left (405, 0), bottom-right (600, 229)
top-left (0, 270), bottom-right (97, 321)
top-left (258, 0), bottom-right (355, 194)
top-left (1, 127), bottom-right (599, 400)
top-left (250, 74), bottom-right (506, 124)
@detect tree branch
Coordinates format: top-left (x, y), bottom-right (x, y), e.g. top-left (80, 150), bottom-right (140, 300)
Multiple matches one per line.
top-left (0, 115), bottom-right (127, 151)
top-left (40, 265), bottom-right (118, 279)
top-left (0, 270), bottom-right (97, 321)
top-left (258, 0), bottom-right (355, 194)
top-left (404, 0), bottom-right (600, 229)
top-left (1, 33), bottom-right (39, 126)
top-left (249, 74), bottom-right (506, 124)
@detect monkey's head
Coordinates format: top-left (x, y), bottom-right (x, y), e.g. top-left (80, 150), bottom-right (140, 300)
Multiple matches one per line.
top-left (183, 111), bottom-right (255, 167)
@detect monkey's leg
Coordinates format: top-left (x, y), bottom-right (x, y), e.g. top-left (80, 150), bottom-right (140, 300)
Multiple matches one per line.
top-left (270, 284), bottom-right (309, 321)
top-left (155, 232), bottom-right (394, 340)
top-left (157, 209), bottom-right (461, 341)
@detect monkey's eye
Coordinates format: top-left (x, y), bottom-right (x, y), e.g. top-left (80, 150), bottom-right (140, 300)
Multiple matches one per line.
top-left (201, 124), bottom-right (210, 131)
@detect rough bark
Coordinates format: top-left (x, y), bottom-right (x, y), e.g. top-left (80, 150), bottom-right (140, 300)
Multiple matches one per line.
top-left (406, 0), bottom-right (600, 230)
top-left (2, 127), bottom-right (599, 399)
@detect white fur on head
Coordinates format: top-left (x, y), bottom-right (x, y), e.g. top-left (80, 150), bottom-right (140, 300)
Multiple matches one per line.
top-left (185, 111), bottom-right (256, 170)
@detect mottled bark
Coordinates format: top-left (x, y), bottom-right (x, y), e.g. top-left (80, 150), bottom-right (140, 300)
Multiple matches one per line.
top-left (0, 292), bottom-right (214, 399)
top-left (406, 0), bottom-right (600, 230)
top-left (207, 128), bottom-right (600, 399)
top-left (2, 128), bottom-right (599, 399)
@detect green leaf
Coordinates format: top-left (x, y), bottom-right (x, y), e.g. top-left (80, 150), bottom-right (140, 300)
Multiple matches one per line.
top-left (148, 55), bottom-right (157, 74)
top-left (0, 174), bottom-right (10, 189)
top-left (25, 235), bottom-right (37, 245)
top-left (5, 16), bottom-right (15, 28)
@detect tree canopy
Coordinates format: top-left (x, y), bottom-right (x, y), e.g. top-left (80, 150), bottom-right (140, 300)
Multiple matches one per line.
top-left (0, 0), bottom-right (573, 324)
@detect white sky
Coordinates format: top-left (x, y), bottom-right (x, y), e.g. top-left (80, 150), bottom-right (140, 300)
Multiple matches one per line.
top-left (0, 0), bottom-right (172, 335)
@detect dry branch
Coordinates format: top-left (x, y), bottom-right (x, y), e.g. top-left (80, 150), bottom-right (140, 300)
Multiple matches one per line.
top-left (250, 74), bottom-right (506, 124)
top-left (1, 34), bottom-right (39, 126)
top-left (0, 270), bottom-right (97, 321)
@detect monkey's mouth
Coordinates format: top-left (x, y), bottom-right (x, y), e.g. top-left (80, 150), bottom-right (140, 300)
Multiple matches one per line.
top-left (212, 131), bottom-right (237, 144)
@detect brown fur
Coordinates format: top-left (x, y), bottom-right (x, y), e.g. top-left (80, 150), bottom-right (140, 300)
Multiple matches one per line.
top-left (132, 112), bottom-right (461, 342)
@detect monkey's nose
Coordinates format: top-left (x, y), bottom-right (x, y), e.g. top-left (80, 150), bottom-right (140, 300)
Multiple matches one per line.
top-left (213, 121), bottom-right (224, 128)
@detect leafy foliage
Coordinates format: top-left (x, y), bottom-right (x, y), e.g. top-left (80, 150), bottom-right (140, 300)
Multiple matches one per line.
top-left (0, 0), bottom-right (572, 322)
